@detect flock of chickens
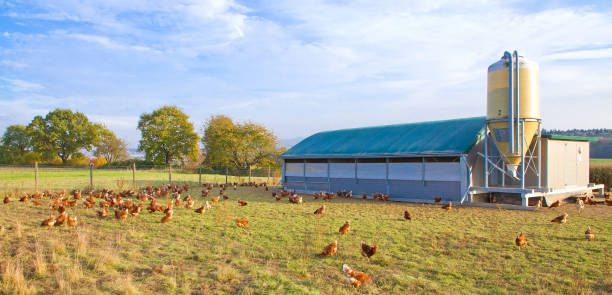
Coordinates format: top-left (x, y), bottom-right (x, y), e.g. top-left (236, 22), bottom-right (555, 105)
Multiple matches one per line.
top-left (2, 182), bottom-right (610, 289)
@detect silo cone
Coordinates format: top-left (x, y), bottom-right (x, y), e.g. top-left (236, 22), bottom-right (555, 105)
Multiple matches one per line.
top-left (487, 54), bottom-right (540, 177)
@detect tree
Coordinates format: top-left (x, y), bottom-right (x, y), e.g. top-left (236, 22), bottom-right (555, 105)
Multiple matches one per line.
top-left (229, 122), bottom-right (278, 169)
top-left (202, 115), bottom-right (279, 169)
top-left (26, 109), bottom-right (99, 163)
top-left (202, 115), bottom-right (236, 167)
top-left (94, 124), bottom-right (129, 163)
top-left (2, 125), bottom-right (31, 162)
top-left (137, 106), bottom-right (199, 165)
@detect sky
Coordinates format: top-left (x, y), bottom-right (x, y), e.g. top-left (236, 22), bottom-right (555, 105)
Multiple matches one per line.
top-left (1, 0), bottom-right (611, 148)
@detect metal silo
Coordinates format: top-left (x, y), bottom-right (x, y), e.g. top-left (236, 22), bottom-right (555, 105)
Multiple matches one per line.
top-left (486, 51), bottom-right (541, 181)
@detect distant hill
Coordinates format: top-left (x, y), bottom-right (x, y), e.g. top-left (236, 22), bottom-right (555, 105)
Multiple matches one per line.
top-left (543, 128), bottom-right (612, 159)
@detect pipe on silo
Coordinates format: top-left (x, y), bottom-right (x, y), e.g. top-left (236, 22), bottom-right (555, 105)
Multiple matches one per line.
top-left (514, 50), bottom-right (520, 153)
top-left (504, 51), bottom-right (514, 154)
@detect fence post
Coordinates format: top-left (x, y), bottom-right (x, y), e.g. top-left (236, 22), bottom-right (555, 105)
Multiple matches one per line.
top-left (169, 164), bottom-right (172, 184)
top-left (34, 161), bottom-right (38, 192)
top-left (89, 162), bottom-right (94, 190)
top-left (267, 166), bottom-right (270, 184)
top-left (198, 167), bottom-right (202, 185)
top-left (249, 165), bottom-right (252, 183)
top-left (132, 162), bottom-right (136, 188)
top-left (225, 166), bottom-right (228, 185)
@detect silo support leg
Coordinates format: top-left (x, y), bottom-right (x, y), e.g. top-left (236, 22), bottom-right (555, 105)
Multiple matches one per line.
top-left (521, 193), bottom-right (529, 207)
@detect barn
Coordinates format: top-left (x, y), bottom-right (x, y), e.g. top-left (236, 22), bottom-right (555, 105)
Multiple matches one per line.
top-left (280, 116), bottom-right (483, 204)
top-left (278, 116), bottom-right (601, 208)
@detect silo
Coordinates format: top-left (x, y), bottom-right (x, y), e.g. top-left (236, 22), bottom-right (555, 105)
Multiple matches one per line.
top-left (486, 51), bottom-right (540, 178)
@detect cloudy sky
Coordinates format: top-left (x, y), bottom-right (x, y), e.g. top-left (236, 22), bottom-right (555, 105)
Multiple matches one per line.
top-left (1, 0), bottom-right (611, 148)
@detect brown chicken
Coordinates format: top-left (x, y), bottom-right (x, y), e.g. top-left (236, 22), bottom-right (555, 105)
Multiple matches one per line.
top-left (404, 210), bottom-right (412, 221)
top-left (605, 199), bottom-right (612, 206)
top-left (3, 196), bottom-right (9, 204)
top-left (339, 221), bottom-right (350, 234)
top-left (515, 232), bottom-right (527, 250)
top-left (67, 215), bottom-right (77, 227)
top-left (237, 199), bottom-right (248, 206)
top-left (585, 226), bottom-right (595, 241)
top-left (194, 206), bottom-right (205, 214)
top-left (223, 194), bottom-right (229, 200)
top-left (314, 205), bottom-right (326, 215)
top-left (41, 216), bottom-right (56, 227)
top-left (211, 196), bottom-right (219, 203)
top-left (342, 264), bottom-right (371, 288)
top-left (442, 201), bottom-right (452, 210)
top-left (97, 207), bottom-right (108, 217)
top-left (319, 240), bottom-right (337, 257)
top-left (433, 196), bottom-right (442, 203)
top-left (130, 204), bottom-right (143, 216)
top-left (551, 213), bottom-right (568, 224)
top-left (55, 213), bottom-right (67, 226)
top-left (362, 193), bottom-right (367, 199)
top-left (361, 241), bottom-right (377, 258)
top-left (160, 212), bottom-right (172, 223)
top-left (32, 199), bottom-right (42, 206)
top-left (548, 200), bottom-right (560, 208)
top-left (114, 208), bottom-right (128, 220)
top-left (235, 218), bottom-right (249, 228)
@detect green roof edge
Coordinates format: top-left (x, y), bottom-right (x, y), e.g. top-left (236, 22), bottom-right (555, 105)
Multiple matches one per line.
top-left (542, 134), bottom-right (599, 142)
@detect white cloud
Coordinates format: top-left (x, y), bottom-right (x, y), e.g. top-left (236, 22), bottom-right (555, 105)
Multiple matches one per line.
top-left (1, 78), bottom-right (44, 92)
top-left (543, 47), bottom-right (612, 60)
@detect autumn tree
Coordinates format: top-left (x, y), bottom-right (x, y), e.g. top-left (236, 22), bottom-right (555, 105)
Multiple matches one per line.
top-left (94, 125), bottom-right (129, 163)
top-left (137, 106), bottom-right (199, 165)
top-left (202, 116), bottom-right (279, 169)
top-left (26, 109), bottom-right (99, 163)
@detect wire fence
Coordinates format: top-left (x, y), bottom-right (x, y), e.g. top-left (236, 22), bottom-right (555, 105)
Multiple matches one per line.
top-left (0, 164), bottom-right (282, 192)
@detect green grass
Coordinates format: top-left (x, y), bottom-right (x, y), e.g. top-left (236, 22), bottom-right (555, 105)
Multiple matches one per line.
top-left (591, 158), bottom-right (612, 167)
top-left (0, 185), bottom-right (610, 294)
top-left (0, 166), bottom-right (280, 192)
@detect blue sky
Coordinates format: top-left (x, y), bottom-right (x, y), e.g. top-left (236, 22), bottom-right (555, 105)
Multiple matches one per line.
top-left (1, 0), bottom-right (611, 148)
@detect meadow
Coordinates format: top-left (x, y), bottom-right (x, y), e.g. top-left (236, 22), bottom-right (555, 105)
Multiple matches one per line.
top-left (0, 182), bottom-right (610, 294)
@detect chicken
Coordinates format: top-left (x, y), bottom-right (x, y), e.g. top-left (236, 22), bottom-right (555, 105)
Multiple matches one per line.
top-left (551, 213), bottom-right (568, 224)
top-left (433, 196), bottom-right (442, 203)
top-left (237, 199), bottom-right (248, 206)
top-left (67, 215), bottom-right (77, 227)
top-left (339, 221), bottom-right (350, 234)
top-left (204, 201), bottom-right (212, 209)
top-left (194, 206), bottom-right (205, 214)
top-left (3, 196), bottom-right (9, 204)
top-left (319, 240), bottom-right (337, 257)
top-left (314, 205), bottom-right (326, 215)
top-left (605, 199), bottom-right (612, 206)
top-left (288, 194), bottom-right (303, 204)
top-left (41, 216), bottom-right (56, 227)
top-left (548, 200), bottom-right (560, 208)
top-left (362, 193), bottom-right (367, 199)
top-left (55, 213), bottom-right (67, 226)
top-left (235, 218), bottom-right (249, 228)
top-left (223, 194), bottom-right (229, 200)
top-left (442, 201), bottom-right (452, 210)
top-left (275, 195), bottom-right (282, 201)
top-left (576, 198), bottom-right (585, 213)
top-left (404, 210), bottom-right (412, 221)
top-left (160, 212), bottom-right (172, 223)
top-left (114, 208), bottom-right (128, 220)
top-left (32, 199), bottom-right (42, 206)
top-left (515, 232), bottom-right (527, 250)
top-left (211, 196), bottom-right (219, 203)
top-left (185, 199), bottom-right (194, 209)
top-left (97, 207), bottom-right (108, 217)
top-left (585, 226), bottom-right (595, 241)
top-left (536, 199), bottom-right (542, 208)
top-left (342, 264), bottom-right (371, 288)
top-left (361, 241), bottom-right (377, 259)
top-left (130, 204), bottom-right (143, 216)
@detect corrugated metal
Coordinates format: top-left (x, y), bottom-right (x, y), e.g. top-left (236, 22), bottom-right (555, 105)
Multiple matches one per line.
top-left (280, 117), bottom-right (486, 159)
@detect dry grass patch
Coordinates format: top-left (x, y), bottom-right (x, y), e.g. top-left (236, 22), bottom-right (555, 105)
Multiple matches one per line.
top-left (2, 261), bottom-right (35, 295)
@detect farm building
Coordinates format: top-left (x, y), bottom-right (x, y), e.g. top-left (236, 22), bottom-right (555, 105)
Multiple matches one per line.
top-left (279, 117), bottom-right (600, 208)
top-left (279, 51), bottom-right (603, 208)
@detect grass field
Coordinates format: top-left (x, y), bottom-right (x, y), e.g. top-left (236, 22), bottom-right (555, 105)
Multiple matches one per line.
top-left (591, 159), bottom-right (612, 167)
top-left (0, 166), bottom-right (280, 192)
top-left (0, 184), bottom-right (610, 294)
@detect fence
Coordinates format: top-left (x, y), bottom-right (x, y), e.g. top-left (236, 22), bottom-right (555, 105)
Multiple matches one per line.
top-left (0, 163), bottom-right (282, 192)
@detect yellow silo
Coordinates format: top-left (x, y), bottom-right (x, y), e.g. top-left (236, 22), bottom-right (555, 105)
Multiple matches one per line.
top-left (487, 51), bottom-right (540, 177)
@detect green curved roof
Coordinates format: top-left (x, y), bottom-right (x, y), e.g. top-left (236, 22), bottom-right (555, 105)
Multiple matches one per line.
top-left (280, 116), bottom-right (486, 159)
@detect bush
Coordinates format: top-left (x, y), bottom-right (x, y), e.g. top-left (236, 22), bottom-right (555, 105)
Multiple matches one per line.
top-left (590, 167), bottom-right (612, 191)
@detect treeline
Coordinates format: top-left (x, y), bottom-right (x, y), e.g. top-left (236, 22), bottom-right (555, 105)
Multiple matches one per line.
top-left (543, 128), bottom-right (612, 138)
top-left (0, 106), bottom-right (284, 169)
